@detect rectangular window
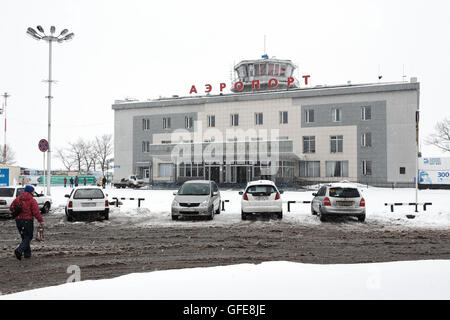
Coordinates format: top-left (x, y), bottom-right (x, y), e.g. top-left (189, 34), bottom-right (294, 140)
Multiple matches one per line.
top-left (142, 118), bottom-right (150, 131)
top-left (158, 163), bottom-right (173, 178)
top-left (163, 117), bottom-right (171, 129)
top-left (299, 161), bottom-right (320, 177)
top-left (332, 108), bottom-right (341, 122)
top-left (141, 141), bottom-right (150, 153)
top-left (361, 106), bottom-right (372, 120)
top-left (255, 112), bottom-right (263, 125)
top-left (303, 136), bottom-right (316, 154)
top-left (231, 114), bottom-right (239, 126)
top-left (361, 132), bottom-right (372, 147)
top-left (330, 135), bottom-right (343, 153)
top-left (326, 161), bottom-right (349, 177)
top-left (207, 115), bottom-right (215, 127)
top-left (185, 116), bottom-right (193, 129)
top-left (362, 160), bottom-right (372, 176)
top-left (279, 111), bottom-right (288, 124)
top-left (179, 163), bottom-right (185, 177)
top-left (305, 109), bottom-right (314, 123)
top-left (185, 163), bottom-right (191, 177)
top-left (400, 167), bottom-right (406, 174)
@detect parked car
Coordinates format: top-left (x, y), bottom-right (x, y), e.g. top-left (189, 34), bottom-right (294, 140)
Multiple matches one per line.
top-left (311, 182), bottom-right (366, 222)
top-left (0, 186), bottom-right (52, 216)
top-left (65, 186), bottom-right (109, 221)
top-left (171, 180), bottom-right (221, 220)
top-left (240, 180), bottom-right (283, 220)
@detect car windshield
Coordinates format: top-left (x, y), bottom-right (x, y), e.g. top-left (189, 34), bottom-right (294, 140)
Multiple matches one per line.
top-left (178, 183), bottom-right (210, 196)
top-left (329, 187), bottom-right (360, 198)
top-left (73, 189), bottom-right (105, 199)
top-left (0, 188), bottom-right (15, 197)
top-left (246, 185), bottom-right (277, 196)
top-left (16, 188), bottom-right (24, 197)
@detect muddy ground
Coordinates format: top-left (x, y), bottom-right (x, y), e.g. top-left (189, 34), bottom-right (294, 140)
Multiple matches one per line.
top-left (1, 212), bottom-right (450, 295)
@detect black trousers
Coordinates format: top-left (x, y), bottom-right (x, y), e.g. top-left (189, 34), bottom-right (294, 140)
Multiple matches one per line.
top-left (16, 219), bottom-right (34, 258)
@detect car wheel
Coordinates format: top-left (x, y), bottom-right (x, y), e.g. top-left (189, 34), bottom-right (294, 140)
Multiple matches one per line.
top-left (67, 212), bottom-right (74, 222)
top-left (241, 211), bottom-right (248, 221)
top-left (103, 211), bottom-right (109, 220)
top-left (207, 207), bottom-right (214, 221)
top-left (215, 202), bottom-right (221, 215)
top-left (311, 206), bottom-right (317, 215)
top-left (357, 214), bottom-right (366, 222)
top-left (171, 214), bottom-right (178, 221)
top-left (41, 202), bottom-right (51, 214)
top-left (275, 212), bottom-right (283, 220)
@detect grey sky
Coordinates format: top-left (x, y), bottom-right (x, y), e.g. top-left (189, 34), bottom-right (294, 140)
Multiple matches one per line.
top-left (1, 0), bottom-right (449, 170)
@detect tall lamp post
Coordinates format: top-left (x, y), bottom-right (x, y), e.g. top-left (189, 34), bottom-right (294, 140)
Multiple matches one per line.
top-left (26, 26), bottom-right (74, 196)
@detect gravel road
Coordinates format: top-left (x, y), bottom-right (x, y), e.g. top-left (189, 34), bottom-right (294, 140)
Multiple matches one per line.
top-left (1, 212), bottom-right (450, 295)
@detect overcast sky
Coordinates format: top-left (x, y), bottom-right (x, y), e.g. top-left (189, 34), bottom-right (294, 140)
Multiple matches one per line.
top-left (1, 0), bottom-right (449, 170)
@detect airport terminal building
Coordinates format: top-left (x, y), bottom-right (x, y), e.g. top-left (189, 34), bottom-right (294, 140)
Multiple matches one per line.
top-left (112, 57), bottom-right (420, 187)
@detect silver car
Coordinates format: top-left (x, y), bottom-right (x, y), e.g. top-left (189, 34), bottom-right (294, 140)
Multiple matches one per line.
top-left (171, 180), bottom-right (221, 220)
top-left (311, 183), bottom-right (366, 222)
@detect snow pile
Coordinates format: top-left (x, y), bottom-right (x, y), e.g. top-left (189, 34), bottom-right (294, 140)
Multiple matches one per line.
top-left (2, 260), bottom-right (450, 299)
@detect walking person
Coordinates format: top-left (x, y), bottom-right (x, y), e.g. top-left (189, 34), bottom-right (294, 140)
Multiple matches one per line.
top-left (70, 177), bottom-right (74, 188)
top-left (83, 177), bottom-right (87, 186)
top-left (75, 176), bottom-right (79, 187)
top-left (102, 176), bottom-right (106, 189)
top-left (64, 177), bottom-right (67, 188)
top-left (10, 185), bottom-right (44, 260)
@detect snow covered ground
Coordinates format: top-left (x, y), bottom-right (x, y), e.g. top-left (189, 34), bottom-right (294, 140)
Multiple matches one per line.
top-left (3, 260), bottom-right (450, 299)
top-left (3, 184), bottom-right (449, 299)
top-left (40, 184), bottom-right (450, 229)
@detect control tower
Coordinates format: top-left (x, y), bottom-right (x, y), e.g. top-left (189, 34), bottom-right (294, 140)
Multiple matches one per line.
top-left (231, 55), bottom-right (298, 92)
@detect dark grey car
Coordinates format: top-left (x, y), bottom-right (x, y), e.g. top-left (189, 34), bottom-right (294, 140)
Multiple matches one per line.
top-left (171, 180), bottom-right (221, 220)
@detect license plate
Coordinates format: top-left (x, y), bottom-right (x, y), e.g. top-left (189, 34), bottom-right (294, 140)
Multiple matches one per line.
top-left (82, 203), bottom-right (96, 207)
top-left (255, 196), bottom-right (269, 201)
top-left (337, 201), bottom-right (353, 206)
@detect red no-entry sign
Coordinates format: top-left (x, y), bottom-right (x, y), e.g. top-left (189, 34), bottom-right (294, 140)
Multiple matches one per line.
top-left (39, 139), bottom-right (49, 152)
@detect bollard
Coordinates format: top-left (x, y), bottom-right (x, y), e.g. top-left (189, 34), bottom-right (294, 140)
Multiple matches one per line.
top-left (221, 200), bottom-right (230, 211)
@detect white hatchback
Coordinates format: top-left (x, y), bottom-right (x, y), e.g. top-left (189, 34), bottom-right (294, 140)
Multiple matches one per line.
top-left (65, 187), bottom-right (109, 221)
top-left (240, 180), bottom-right (283, 220)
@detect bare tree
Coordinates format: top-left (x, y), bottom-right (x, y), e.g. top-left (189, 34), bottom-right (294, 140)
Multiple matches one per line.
top-left (81, 140), bottom-right (95, 173)
top-left (0, 144), bottom-right (16, 165)
top-left (68, 139), bottom-right (86, 172)
top-left (94, 134), bottom-right (113, 176)
top-left (56, 148), bottom-right (74, 171)
top-left (426, 118), bottom-right (450, 152)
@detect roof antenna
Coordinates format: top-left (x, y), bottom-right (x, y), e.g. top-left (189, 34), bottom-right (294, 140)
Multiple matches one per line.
top-left (262, 35), bottom-right (268, 59)
top-left (402, 64), bottom-right (407, 82)
top-left (378, 64), bottom-right (382, 82)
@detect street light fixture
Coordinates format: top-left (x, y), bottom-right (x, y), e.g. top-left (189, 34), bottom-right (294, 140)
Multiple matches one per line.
top-left (26, 25), bottom-right (74, 196)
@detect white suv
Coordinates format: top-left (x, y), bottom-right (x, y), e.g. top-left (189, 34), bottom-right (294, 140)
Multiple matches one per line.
top-left (240, 180), bottom-right (283, 220)
top-left (65, 187), bottom-right (109, 221)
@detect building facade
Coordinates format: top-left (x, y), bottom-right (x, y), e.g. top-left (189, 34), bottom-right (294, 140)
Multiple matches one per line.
top-left (113, 76), bottom-right (420, 187)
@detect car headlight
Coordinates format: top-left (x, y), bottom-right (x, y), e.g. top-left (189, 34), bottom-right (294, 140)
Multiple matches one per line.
top-left (199, 200), bottom-right (209, 207)
top-left (172, 200), bottom-right (179, 207)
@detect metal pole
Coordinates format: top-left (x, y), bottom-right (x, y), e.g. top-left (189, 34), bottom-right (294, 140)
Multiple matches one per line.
top-left (46, 39), bottom-right (53, 196)
top-left (2, 92), bottom-right (10, 161)
top-left (415, 110), bottom-right (419, 212)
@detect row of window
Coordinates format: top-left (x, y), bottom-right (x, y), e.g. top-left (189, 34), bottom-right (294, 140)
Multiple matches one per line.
top-left (303, 133), bottom-right (372, 154)
top-left (142, 116), bottom-right (194, 130)
top-left (158, 161), bottom-right (407, 178)
top-left (141, 106), bottom-right (372, 131)
top-left (300, 160), bottom-right (371, 177)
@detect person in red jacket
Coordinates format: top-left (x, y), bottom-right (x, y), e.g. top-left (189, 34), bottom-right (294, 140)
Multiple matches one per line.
top-left (10, 185), bottom-right (44, 260)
